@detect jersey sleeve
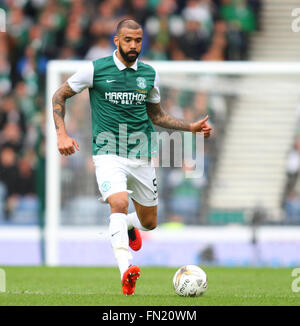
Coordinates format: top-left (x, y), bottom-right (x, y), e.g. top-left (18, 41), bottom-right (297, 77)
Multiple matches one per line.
top-left (148, 68), bottom-right (161, 104)
top-left (67, 61), bottom-right (94, 93)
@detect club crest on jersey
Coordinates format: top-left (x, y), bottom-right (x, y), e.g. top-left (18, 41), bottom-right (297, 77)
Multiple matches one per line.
top-left (136, 77), bottom-right (147, 89)
top-left (101, 181), bottom-right (111, 193)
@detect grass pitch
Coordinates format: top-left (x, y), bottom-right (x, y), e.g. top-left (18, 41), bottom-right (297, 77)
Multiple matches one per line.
top-left (0, 266), bottom-right (299, 306)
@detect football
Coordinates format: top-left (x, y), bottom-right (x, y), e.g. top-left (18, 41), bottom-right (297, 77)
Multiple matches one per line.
top-left (173, 265), bottom-right (208, 297)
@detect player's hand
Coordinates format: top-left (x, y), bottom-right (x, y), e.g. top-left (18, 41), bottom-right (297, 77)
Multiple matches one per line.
top-left (189, 115), bottom-right (212, 138)
top-left (57, 134), bottom-right (79, 156)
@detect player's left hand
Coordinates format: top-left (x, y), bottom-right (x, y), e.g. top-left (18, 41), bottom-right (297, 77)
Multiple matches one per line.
top-left (189, 115), bottom-right (212, 138)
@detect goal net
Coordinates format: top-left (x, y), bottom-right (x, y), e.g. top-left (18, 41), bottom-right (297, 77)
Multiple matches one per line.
top-left (45, 60), bottom-right (300, 265)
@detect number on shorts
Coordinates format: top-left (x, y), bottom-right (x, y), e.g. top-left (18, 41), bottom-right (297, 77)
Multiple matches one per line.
top-left (153, 178), bottom-right (158, 199)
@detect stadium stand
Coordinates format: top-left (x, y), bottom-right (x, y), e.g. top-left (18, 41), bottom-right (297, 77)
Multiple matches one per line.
top-left (209, 0), bottom-right (300, 224)
top-left (0, 0), bottom-right (261, 225)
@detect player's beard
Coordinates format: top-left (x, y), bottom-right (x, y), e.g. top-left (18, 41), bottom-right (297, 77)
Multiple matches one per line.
top-left (119, 44), bottom-right (140, 63)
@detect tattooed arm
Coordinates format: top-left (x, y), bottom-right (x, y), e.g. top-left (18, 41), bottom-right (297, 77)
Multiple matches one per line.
top-left (52, 81), bottom-right (80, 155)
top-left (146, 102), bottom-right (212, 138)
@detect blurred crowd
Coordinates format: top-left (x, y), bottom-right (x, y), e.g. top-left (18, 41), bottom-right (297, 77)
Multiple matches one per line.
top-left (284, 126), bottom-right (300, 223)
top-left (0, 0), bottom-right (261, 224)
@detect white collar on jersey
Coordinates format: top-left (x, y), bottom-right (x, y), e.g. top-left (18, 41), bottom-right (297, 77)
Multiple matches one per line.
top-left (113, 50), bottom-right (138, 71)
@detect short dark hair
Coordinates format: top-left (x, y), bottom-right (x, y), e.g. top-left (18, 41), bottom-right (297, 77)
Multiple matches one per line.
top-left (116, 19), bottom-right (142, 35)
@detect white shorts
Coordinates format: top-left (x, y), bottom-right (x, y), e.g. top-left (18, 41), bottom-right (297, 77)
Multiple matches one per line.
top-left (93, 154), bottom-right (158, 207)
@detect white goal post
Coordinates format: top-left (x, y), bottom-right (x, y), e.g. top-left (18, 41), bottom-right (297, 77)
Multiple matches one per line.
top-left (45, 60), bottom-right (300, 266)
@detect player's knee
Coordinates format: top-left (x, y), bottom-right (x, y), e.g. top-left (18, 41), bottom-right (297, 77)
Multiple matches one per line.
top-left (142, 219), bottom-right (157, 230)
top-left (109, 198), bottom-right (129, 214)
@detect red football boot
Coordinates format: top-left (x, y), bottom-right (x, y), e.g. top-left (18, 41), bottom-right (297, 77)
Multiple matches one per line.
top-left (121, 265), bottom-right (141, 296)
top-left (128, 227), bottom-right (142, 251)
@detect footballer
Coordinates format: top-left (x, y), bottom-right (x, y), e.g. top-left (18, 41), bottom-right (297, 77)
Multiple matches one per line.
top-left (52, 19), bottom-right (211, 295)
